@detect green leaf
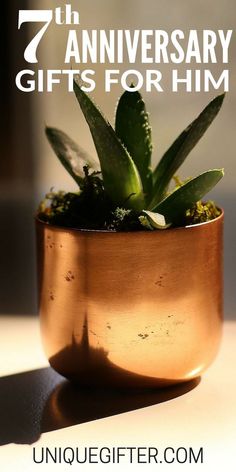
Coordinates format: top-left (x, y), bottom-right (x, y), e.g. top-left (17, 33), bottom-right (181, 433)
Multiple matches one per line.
top-left (153, 169), bottom-right (224, 224)
top-left (151, 94), bottom-right (225, 207)
top-left (115, 89), bottom-right (153, 198)
top-left (140, 210), bottom-right (171, 230)
top-left (45, 127), bottom-right (100, 186)
top-left (73, 79), bottom-right (144, 210)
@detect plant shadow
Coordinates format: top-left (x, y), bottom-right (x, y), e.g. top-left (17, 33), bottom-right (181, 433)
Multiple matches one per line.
top-left (42, 377), bottom-right (200, 434)
top-left (48, 314), bottom-right (198, 389)
top-left (0, 366), bottom-right (200, 446)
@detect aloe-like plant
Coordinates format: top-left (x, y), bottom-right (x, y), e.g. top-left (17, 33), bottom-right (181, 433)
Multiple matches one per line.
top-left (42, 79), bottom-right (225, 230)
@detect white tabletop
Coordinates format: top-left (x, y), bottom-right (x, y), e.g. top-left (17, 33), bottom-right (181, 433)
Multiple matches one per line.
top-left (0, 316), bottom-right (235, 472)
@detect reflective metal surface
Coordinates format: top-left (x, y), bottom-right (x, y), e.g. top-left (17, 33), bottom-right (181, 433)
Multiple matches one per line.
top-left (36, 213), bottom-right (223, 388)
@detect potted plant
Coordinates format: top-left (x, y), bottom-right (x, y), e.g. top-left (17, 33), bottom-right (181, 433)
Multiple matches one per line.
top-left (36, 81), bottom-right (224, 388)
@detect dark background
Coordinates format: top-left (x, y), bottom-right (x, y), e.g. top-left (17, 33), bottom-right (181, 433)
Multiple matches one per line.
top-left (0, 1), bottom-right (36, 314)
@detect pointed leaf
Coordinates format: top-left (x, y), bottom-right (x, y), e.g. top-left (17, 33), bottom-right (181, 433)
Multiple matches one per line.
top-left (153, 169), bottom-right (224, 224)
top-left (73, 79), bottom-right (144, 210)
top-left (151, 94), bottom-right (225, 207)
top-left (115, 89), bottom-right (153, 196)
top-left (45, 127), bottom-right (100, 186)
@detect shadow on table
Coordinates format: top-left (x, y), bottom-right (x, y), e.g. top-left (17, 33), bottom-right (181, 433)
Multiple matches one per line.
top-left (0, 367), bottom-right (200, 445)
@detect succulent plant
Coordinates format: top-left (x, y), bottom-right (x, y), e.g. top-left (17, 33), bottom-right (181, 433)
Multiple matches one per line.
top-left (44, 80), bottom-right (224, 230)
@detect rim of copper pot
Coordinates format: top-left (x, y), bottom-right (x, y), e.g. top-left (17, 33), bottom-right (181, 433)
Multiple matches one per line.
top-left (35, 207), bottom-right (224, 234)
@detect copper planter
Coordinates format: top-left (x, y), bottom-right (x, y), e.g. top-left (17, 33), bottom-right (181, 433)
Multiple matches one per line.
top-left (36, 212), bottom-right (223, 388)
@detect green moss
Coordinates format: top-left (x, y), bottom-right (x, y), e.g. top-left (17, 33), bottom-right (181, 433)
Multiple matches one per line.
top-left (37, 167), bottom-right (221, 231)
top-left (37, 167), bottom-right (143, 231)
top-left (38, 190), bottom-right (220, 232)
top-left (106, 207), bottom-right (143, 231)
top-left (38, 168), bottom-right (112, 230)
top-left (184, 200), bottom-right (221, 225)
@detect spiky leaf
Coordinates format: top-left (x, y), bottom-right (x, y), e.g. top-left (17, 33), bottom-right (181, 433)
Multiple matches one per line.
top-left (73, 79), bottom-right (144, 210)
top-left (154, 169), bottom-right (224, 224)
top-left (151, 94), bottom-right (225, 207)
top-left (115, 89), bottom-right (152, 197)
top-left (45, 127), bottom-right (100, 186)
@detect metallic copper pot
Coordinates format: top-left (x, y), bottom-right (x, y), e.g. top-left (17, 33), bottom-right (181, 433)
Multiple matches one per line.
top-left (36, 212), bottom-right (223, 388)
